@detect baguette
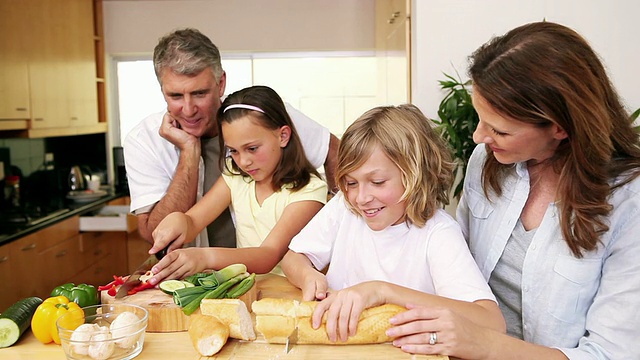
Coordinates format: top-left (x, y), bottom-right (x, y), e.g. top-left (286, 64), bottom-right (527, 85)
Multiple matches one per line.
top-left (199, 299), bottom-right (256, 341)
top-left (252, 298), bottom-right (405, 344)
top-left (188, 314), bottom-right (229, 356)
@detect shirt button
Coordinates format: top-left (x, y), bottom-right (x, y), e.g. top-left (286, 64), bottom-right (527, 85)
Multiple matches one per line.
top-left (523, 286), bottom-right (529, 292)
top-left (531, 244), bottom-right (537, 250)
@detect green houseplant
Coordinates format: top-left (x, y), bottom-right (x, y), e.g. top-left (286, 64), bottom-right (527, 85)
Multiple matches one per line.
top-left (431, 71), bottom-right (479, 199)
top-left (632, 107), bottom-right (640, 132)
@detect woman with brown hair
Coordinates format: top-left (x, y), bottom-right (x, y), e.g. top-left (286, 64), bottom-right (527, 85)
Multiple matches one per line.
top-left (387, 21), bottom-right (640, 359)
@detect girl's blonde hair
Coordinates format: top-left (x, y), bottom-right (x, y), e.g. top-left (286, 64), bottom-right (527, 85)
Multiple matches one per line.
top-left (336, 104), bottom-right (455, 227)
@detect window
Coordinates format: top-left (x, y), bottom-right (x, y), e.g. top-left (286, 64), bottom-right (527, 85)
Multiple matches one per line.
top-left (115, 52), bottom-right (379, 145)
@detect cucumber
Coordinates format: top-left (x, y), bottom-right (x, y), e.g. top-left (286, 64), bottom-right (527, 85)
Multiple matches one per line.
top-left (181, 280), bottom-right (195, 288)
top-left (0, 296), bottom-right (43, 348)
top-left (159, 280), bottom-right (187, 295)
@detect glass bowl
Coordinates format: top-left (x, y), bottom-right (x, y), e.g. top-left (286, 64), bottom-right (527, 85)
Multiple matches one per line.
top-left (57, 303), bottom-right (148, 360)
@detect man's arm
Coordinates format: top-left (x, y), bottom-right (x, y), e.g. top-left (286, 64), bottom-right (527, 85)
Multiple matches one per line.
top-left (137, 142), bottom-right (200, 242)
top-left (323, 133), bottom-right (340, 193)
top-left (132, 112), bottom-right (203, 243)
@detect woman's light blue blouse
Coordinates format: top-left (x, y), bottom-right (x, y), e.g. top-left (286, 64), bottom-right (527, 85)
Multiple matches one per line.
top-left (457, 145), bottom-right (640, 360)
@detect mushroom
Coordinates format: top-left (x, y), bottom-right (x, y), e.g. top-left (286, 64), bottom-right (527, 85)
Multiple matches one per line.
top-left (70, 323), bottom-right (101, 355)
top-left (88, 331), bottom-right (115, 360)
top-left (110, 311), bottom-right (141, 348)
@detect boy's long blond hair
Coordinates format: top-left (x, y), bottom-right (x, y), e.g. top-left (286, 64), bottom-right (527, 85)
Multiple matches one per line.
top-left (335, 104), bottom-right (455, 227)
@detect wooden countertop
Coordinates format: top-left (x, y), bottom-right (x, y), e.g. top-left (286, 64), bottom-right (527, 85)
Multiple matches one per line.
top-left (3, 274), bottom-right (448, 359)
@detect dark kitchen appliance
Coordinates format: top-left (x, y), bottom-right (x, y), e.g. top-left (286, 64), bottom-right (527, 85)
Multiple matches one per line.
top-left (0, 147), bottom-right (10, 177)
top-left (113, 146), bottom-right (128, 192)
top-left (68, 165), bottom-right (89, 191)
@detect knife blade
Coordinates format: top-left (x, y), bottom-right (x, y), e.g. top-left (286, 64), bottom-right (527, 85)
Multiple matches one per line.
top-left (284, 326), bottom-right (298, 353)
top-left (115, 245), bottom-right (169, 299)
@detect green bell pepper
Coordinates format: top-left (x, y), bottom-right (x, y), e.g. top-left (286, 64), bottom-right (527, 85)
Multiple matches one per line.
top-left (50, 283), bottom-right (99, 308)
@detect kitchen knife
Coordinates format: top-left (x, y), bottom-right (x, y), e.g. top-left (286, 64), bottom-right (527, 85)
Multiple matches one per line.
top-left (284, 326), bottom-right (298, 353)
top-left (115, 246), bottom-right (169, 299)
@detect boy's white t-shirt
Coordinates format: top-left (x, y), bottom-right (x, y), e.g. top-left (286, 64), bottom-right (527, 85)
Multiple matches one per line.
top-left (289, 192), bottom-right (496, 303)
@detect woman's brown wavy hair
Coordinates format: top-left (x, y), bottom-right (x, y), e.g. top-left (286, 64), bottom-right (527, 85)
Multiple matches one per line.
top-left (217, 85), bottom-right (319, 192)
top-left (469, 21), bottom-right (640, 257)
top-left (335, 105), bottom-right (455, 227)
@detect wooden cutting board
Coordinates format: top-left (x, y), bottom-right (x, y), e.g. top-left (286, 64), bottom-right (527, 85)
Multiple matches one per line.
top-left (101, 284), bottom-right (258, 333)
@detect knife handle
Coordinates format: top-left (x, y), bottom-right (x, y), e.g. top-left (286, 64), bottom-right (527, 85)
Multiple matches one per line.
top-left (155, 244), bottom-right (170, 260)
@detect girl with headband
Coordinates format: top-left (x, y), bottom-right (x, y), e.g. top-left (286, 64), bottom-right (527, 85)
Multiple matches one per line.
top-left (148, 85), bottom-right (327, 282)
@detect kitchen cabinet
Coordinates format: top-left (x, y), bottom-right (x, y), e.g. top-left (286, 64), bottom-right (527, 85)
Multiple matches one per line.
top-left (0, 216), bottom-right (79, 310)
top-left (0, 1), bottom-right (30, 129)
top-left (97, 196), bottom-right (151, 274)
top-left (0, 0), bottom-right (107, 137)
top-left (0, 243), bottom-right (14, 310)
top-left (376, 0), bottom-right (411, 105)
top-left (0, 197), bottom-right (138, 311)
top-left (74, 231), bottom-right (128, 286)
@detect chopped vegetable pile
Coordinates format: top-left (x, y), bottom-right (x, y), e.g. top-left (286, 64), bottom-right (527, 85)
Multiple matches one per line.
top-left (170, 263), bottom-right (256, 315)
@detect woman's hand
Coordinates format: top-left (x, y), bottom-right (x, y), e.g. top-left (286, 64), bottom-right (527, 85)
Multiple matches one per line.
top-left (148, 248), bottom-right (210, 286)
top-left (151, 212), bottom-right (190, 255)
top-left (386, 303), bottom-right (493, 358)
top-left (312, 281), bottom-right (385, 342)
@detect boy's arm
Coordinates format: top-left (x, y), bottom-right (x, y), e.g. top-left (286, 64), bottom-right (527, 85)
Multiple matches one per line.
top-left (282, 250), bottom-right (329, 301)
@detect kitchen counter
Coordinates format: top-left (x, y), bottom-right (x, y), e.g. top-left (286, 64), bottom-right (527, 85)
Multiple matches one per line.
top-left (4, 274), bottom-right (449, 359)
top-left (0, 187), bottom-right (127, 247)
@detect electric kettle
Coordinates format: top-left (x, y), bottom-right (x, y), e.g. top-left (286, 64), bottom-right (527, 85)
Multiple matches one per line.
top-left (68, 166), bottom-right (90, 191)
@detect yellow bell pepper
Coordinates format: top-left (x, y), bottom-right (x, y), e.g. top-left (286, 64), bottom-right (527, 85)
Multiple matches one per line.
top-left (31, 295), bottom-right (84, 344)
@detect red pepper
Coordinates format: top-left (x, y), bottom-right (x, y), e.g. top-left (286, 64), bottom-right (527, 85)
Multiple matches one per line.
top-left (98, 275), bottom-right (127, 291)
top-left (107, 285), bottom-right (117, 297)
top-left (127, 281), bottom-right (155, 295)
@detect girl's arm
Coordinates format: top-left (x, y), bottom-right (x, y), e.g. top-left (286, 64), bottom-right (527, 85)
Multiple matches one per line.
top-left (150, 177), bottom-right (231, 254)
top-left (281, 250), bottom-right (329, 301)
top-left (388, 304), bottom-right (567, 359)
top-left (196, 199), bottom-right (324, 274)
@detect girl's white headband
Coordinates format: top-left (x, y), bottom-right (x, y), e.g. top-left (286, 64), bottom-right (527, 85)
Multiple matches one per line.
top-left (223, 104), bottom-right (264, 113)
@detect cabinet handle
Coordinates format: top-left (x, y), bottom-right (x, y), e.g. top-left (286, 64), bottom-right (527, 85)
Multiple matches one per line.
top-left (15, 107), bottom-right (28, 111)
top-left (388, 18), bottom-right (395, 24)
top-left (93, 249), bottom-right (103, 256)
top-left (34, 118), bottom-right (44, 121)
top-left (95, 267), bottom-right (104, 274)
top-left (56, 250), bottom-right (68, 258)
top-left (0, 256), bottom-right (8, 263)
top-left (392, 11), bottom-right (400, 17)
top-left (71, 116), bottom-right (78, 120)
top-left (21, 243), bottom-right (36, 251)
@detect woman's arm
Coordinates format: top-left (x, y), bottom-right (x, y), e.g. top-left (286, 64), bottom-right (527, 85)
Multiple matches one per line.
top-left (388, 304), bottom-right (566, 359)
top-left (312, 281), bottom-right (505, 343)
top-left (375, 282), bottom-right (504, 332)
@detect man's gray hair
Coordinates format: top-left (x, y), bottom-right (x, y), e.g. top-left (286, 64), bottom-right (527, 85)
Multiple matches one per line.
top-left (153, 28), bottom-right (223, 84)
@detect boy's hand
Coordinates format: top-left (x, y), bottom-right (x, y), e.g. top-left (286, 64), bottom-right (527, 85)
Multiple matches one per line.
top-left (300, 271), bottom-right (329, 301)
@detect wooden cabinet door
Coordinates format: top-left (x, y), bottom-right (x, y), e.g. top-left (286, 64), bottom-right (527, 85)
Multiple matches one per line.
top-left (0, 234), bottom-right (44, 309)
top-left (0, 243), bottom-right (15, 310)
top-left (126, 231), bottom-right (152, 274)
top-left (23, 0), bottom-right (98, 130)
top-left (375, 0), bottom-right (411, 105)
top-left (0, 1), bottom-right (31, 120)
top-left (66, 0), bottom-right (99, 127)
top-left (77, 231), bottom-right (128, 286)
top-left (25, 0), bottom-right (71, 129)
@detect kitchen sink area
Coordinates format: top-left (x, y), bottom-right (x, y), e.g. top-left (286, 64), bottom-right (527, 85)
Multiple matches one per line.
top-left (0, 187), bottom-right (126, 246)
